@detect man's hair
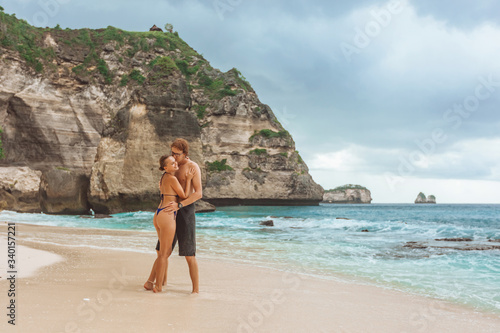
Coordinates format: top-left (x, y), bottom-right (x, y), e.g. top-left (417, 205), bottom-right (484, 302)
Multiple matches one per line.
top-left (171, 138), bottom-right (189, 155)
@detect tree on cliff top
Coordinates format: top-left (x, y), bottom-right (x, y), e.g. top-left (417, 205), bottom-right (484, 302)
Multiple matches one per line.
top-left (164, 23), bottom-right (173, 33)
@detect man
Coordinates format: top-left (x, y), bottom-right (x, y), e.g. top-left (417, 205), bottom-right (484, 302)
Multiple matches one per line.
top-left (164, 138), bottom-right (202, 294)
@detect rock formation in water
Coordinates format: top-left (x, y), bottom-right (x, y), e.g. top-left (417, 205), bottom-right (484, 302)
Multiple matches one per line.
top-left (322, 184), bottom-right (372, 204)
top-left (0, 11), bottom-right (323, 214)
top-left (414, 192), bottom-right (436, 204)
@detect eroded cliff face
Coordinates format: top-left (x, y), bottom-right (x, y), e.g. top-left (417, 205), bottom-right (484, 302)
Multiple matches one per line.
top-left (0, 17), bottom-right (323, 214)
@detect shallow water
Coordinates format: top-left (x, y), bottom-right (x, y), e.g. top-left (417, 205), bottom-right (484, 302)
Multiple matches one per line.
top-left (2, 203), bottom-right (500, 313)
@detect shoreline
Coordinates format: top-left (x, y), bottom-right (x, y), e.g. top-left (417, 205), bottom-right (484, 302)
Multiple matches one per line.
top-left (3, 220), bottom-right (500, 315)
top-left (5, 220), bottom-right (500, 315)
top-left (1, 223), bottom-right (500, 332)
top-left (4, 221), bottom-right (500, 314)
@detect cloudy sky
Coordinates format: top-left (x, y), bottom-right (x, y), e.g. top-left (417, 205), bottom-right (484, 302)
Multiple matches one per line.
top-left (3, 0), bottom-right (500, 203)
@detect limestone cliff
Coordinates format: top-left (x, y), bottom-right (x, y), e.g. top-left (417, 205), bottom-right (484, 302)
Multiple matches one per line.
top-left (0, 166), bottom-right (41, 212)
top-left (322, 185), bottom-right (372, 204)
top-left (0, 12), bottom-right (323, 214)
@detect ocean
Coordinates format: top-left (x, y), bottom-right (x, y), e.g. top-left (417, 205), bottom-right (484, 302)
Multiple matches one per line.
top-left (2, 203), bottom-right (500, 313)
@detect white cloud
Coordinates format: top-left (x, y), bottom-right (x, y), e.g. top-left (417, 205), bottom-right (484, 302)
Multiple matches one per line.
top-left (309, 146), bottom-right (365, 171)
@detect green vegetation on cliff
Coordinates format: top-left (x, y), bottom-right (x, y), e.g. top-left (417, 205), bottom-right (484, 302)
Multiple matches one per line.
top-left (0, 10), bottom-right (202, 83)
top-left (193, 105), bottom-right (207, 119)
top-left (0, 10), bottom-right (53, 72)
top-left (249, 148), bottom-right (267, 156)
top-left (295, 151), bottom-right (303, 164)
top-left (249, 129), bottom-right (290, 141)
top-left (326, 184), bottom-right (368, 192)
top-left (206, 159), bottom-right (234, 172)
top-left (197, 74), bottom-right (238, 99)
top-left (148, 56), bottom-right (178, 87)
top-left (231, 68), bottom-right (252, 91)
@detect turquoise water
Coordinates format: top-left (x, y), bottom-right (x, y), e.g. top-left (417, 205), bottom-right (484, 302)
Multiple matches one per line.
top-left (2, 204), bottom-right (500, 313)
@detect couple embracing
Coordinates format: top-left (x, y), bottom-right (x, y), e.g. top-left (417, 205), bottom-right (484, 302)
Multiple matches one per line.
top-left (144, 138), bottom-right (202, 294)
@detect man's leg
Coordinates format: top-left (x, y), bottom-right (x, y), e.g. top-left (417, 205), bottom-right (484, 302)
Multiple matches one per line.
top-left (185, 256), bottom-right (199, 294)
top-left (176, 204), bottom-right (198, 293)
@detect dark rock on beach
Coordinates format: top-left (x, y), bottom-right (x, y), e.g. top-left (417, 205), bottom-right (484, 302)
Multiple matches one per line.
top-left (95, 214), bottom-right (113, 218)
top-left (80, 214), bottom-right (113, 219)
top-left (194, 200), bottom-right (216, 213)
top-left (435, 238), bottom-right (473, 242)
top-left (260, 220), bottom-right (274, 226)
top-left (403, 240), bottom-right (500, 251)
top-left (403, 242), bottom-right (428, 249)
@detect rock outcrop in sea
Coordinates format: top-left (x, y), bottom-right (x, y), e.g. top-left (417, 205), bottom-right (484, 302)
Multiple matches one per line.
top-left (322, 184), bottom-right (372, 204)
top-left (414, 192), bottom-right (436, 204)
top-left (0, 11), bottom-right (323, 214)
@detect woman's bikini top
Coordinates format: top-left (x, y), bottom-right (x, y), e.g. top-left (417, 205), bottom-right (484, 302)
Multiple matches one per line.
top-left (159, 173), bottom-right (179, 201)
top-left (156, 173), bottom-right (179, 215)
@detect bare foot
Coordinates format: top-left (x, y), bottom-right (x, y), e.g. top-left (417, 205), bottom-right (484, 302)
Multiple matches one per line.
top-left (191, 290), bottom-right (199, 295)
top-left (144, 280), bottom-right (154, 291)
top-left (153, 285), bottom-right (162, 293)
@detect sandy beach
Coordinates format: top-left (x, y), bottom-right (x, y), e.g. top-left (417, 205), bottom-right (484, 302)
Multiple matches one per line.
top-left (1, 222), bottom-right (500, 333)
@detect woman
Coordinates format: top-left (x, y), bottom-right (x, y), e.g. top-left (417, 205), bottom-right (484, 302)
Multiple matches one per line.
top-left (146, 155), bottom-right (194, 293)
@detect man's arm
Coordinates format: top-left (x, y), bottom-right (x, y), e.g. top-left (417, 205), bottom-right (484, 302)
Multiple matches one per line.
top-left (165, 162), bottom-right (202, 212)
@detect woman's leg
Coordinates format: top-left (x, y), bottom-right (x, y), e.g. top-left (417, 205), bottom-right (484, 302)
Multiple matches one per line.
top-left (145, 213), bottom-right (161, 290)
top-left (144, 250), bottom-right (159, 290)
top-left (153, 212), bottom-right (176, 293)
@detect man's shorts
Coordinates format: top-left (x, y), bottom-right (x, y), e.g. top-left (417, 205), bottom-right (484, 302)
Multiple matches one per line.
top-left (156, 203), bottom-right (196, 256)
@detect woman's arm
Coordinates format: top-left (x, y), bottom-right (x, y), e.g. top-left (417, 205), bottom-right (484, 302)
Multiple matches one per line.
top-left (165, 162), bottom-right (202, 213)
top-left (169, 177), bottom-right (188, 199)
top-left (169, 168), bottom-right (195, 199)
